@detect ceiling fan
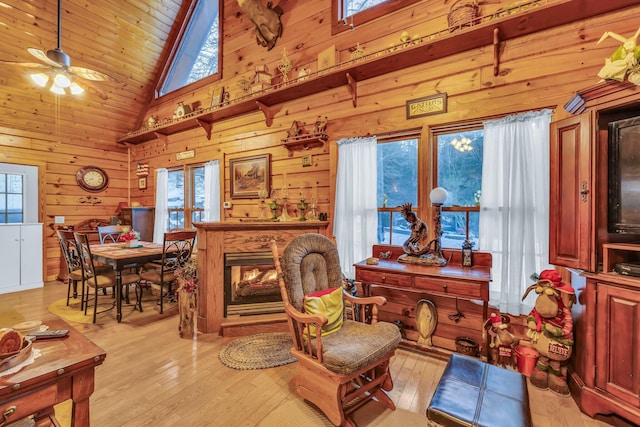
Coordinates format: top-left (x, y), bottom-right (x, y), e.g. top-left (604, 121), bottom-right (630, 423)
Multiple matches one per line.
top-left (0, 0), bottom-right (118, 99)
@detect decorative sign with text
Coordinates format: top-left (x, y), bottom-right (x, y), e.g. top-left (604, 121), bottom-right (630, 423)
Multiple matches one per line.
top-left (406, 93), bottom-right (448, 119)
top-left (176, 150), bottom-right (195, 160)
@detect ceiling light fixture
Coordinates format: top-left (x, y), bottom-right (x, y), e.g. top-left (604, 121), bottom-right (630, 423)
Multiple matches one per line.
top-left (31, 70), bottom-right (85, 95)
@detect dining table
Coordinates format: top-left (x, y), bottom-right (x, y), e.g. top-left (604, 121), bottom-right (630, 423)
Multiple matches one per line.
top-left (89, 241), bottom-right (165, 322)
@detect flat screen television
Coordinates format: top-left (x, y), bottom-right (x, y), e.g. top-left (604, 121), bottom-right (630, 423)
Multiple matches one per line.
top-left (608, 115), bottom-right (640, 234)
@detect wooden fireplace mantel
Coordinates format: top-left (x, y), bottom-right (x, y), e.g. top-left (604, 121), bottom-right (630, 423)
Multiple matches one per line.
top-left (193, 220), bottom-right (329, 334)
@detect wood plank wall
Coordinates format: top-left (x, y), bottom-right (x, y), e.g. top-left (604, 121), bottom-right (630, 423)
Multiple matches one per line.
top-left (1, 0), bottom-right (639, 282)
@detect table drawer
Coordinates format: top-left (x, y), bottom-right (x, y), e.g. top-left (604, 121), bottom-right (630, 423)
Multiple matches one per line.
top-left (356, 270), bottom-right (412, 287)
top-left (0, 383), bottom-right (57, 425)
top-left (414, 276), bottom-right (483, 299)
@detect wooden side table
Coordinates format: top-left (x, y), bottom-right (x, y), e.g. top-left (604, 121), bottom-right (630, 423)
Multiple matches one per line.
top-left (0, 319), bottom-right (106, 426)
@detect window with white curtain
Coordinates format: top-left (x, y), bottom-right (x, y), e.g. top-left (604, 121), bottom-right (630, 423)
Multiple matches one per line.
top-left (167, 164), bottom-right (205, 229)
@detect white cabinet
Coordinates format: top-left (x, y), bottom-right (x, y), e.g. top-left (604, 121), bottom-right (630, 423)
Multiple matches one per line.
top-left (0, 224), bottom-right (43, 294)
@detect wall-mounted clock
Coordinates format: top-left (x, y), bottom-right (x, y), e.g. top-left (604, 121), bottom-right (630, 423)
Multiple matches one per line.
top-left (76, 166), bottom-right (109, 192)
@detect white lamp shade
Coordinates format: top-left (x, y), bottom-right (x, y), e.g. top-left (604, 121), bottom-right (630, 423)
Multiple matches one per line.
top-left (430, 187), bottom-right (448, 204)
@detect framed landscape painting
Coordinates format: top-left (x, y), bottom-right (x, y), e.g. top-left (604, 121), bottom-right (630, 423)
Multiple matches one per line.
top-left (230, 154), bottom-right (270, 199)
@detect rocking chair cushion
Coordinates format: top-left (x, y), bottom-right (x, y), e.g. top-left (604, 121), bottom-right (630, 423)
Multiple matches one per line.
top-left (304, 287), bottom-right (344, 337)
top-left (316, 319), bottom-right (401, 375)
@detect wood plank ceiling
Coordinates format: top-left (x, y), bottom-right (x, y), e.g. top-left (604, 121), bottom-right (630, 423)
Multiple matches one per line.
top-left (0, 0), bottom-right (183, 148)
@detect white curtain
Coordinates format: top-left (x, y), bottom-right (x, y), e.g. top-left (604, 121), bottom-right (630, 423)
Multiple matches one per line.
top-left (479, 109), bottom-right (553, 315)
top-left (334, 136), bottom-right (378, 278)
top-left (204, 160), bottom-right (220, 221)
top-left (153, 168), bottom-right (168, 244)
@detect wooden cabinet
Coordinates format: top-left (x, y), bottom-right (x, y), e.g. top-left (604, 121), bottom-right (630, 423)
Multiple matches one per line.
top-left (549, 113), bottom-right (594, 271)
top-left (572, 270), bottom-right (640, 425)
top-left (354, 247), bottom-right (491, 357)
top-left (0, 224), bottom-right (43, 294)
top-left (120, 207), bottom-right (155, 242)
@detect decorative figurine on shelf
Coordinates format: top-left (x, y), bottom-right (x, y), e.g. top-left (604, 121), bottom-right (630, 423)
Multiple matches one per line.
top-left (174, 101), bottom-right (192, 120)
top-left (522, 270), bottom-right (576, 395)
top-left (350, 43), bottom-right (365, 62)
top-left (397, 188), bottom-right (449, 266)
top-left (236, 0), bottom-right (283, 51)
top-left (462, 239), bottom-right (473, 267)
top-left (298, 188), bottom-right (308, 221)
top-left (269, 190), bottom-right (280, 220)
top-left (596, 27), bottom-right (640, 85)
top-left (313, 115), bottom-right (328, 134)
top-left (307, 197), bottom-right (318, 221)
top-left (278, 187), bottom-right (293, 221)
top-left (258, 186), bottom-right (269, 219)
top-left (277, 46), bottom-right (293, 84)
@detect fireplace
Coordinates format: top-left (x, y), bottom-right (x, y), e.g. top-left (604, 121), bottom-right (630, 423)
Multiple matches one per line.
top-left (224, 252), bottom-right (283, 316)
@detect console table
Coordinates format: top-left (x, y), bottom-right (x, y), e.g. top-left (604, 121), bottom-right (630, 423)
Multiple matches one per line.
top-left (354, 245), bottom-right (491, 357)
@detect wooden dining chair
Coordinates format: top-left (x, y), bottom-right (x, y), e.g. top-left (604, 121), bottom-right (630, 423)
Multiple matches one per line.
top-left (74, 232), bottom-right (141, 323)
top-left (97, 225), bottom-right (126, 243)
top-left (57, 229), bottom-right (87, 307)
top-left (139, 230), bottom-right (197, 314)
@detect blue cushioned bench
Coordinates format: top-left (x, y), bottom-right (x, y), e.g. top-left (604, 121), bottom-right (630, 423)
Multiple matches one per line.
top-left (427, 353), bottom-right (531, 427)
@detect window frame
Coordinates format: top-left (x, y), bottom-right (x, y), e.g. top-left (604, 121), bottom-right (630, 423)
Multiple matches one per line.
top-left (154, 0), bottom-right (223, 101)
top-left (376, 129), bottom-right (425, 245)
top-left (331, 0), bottom-right (421, 36)
top-left (430, 121), bottom-right (484, 248)
top-left (167, 163), bottom-right (205, 229)
top-left (0, 172), bottom-right (24, 224)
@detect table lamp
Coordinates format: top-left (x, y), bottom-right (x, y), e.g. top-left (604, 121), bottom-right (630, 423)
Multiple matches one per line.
top-left (427, 187), bottom-right (448, 266)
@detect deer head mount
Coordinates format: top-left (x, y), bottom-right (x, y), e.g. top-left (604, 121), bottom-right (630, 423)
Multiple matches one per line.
top-left (237, 0), bottom-right (283, 51)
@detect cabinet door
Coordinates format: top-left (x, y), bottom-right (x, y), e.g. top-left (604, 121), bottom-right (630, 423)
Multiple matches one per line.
top-left (0, 226), bottom-right (21, 291)
top-left (595, 282), bottom-right (640, 407)
top-left (20, 224), bottom-right (43, 287)
top-left (549, 113), bottom-right (594, 270)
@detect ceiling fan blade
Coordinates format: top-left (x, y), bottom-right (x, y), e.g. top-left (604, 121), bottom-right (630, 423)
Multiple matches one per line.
top-left (27, 48), bottom-right (63, 67)
top-left (0, 60), bottom-right (49, 69)
top-left (80, 78), bottom-right (109, 100)
top-left (69, 66), bottom-right (119, 83)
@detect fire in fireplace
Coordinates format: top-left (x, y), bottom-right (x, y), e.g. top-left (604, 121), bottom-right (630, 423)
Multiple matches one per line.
top-left (224, 252), bottom-right (284, 316)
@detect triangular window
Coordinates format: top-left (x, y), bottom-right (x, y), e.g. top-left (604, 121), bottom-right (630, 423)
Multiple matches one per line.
top-left (159, 0), bottom-right (221, 97)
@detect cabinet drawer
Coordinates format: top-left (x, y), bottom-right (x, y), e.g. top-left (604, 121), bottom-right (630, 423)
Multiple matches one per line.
top-left (356, 270), bottom-right (412, 287)
top-left (0, 383), bottom-right (57, 424)
top-left (414, 276), bottom-right (483, 299)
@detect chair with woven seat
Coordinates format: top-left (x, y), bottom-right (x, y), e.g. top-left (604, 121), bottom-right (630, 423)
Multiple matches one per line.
top-left (270, 233), bottom-right (402, 427)
top-left (139, 230), bottom-right (197, 314)
top-left (74, 232), bottom-right (141, 323)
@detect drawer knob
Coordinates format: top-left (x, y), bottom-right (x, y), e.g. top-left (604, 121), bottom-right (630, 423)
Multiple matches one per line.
top-left (11, 384), bottom-right (20, 391)
top-left (443, 284), bottom-right (448, 290)
top-left (381, 276), bottom-right (386, 282)
top-left (57, 368), bottom-right (65, 376)
top-left (1, 406), bottom-right (16, 427)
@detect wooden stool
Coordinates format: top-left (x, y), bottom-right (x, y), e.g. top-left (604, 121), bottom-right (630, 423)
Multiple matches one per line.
top-left (427, 353), bottom-right (531, 427)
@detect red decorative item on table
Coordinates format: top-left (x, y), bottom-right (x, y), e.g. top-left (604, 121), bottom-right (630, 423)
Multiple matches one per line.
top-left (118, 229), bottom-right (140, 247)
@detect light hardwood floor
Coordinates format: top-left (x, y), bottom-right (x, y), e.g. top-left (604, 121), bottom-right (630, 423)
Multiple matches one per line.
top-left (2, 282), bottom-right (618, 427)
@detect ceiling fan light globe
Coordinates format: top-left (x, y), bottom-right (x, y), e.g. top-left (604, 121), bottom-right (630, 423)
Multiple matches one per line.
top-left (53, 73), bottom-right (71, 88)
top-left (50, 84), bottom-right (65, 95)
top-left (31, 73), bottom-right (49, 87)
top-left (70, 82), bottom-right (84, 95)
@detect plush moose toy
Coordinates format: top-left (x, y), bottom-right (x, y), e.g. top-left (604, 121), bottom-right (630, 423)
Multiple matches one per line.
top-left (522, 270), bottom-right (576, 395)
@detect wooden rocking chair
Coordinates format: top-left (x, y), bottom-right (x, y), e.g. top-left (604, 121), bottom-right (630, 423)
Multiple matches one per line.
top-left (270, 233), bottom-right (401, 427)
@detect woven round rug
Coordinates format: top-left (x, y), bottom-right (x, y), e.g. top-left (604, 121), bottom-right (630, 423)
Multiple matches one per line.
top-left (219, 332), bottom-right (296, 370)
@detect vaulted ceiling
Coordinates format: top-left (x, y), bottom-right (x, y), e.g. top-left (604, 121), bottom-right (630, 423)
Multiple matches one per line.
top-left (0, 0), bottom-right (185, 148)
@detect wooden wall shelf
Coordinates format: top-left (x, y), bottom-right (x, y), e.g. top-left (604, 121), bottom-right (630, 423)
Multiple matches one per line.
top-left (281, 133), bottom-right (328, 157)
top-left (116, 0), bottom-right (637, 145)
